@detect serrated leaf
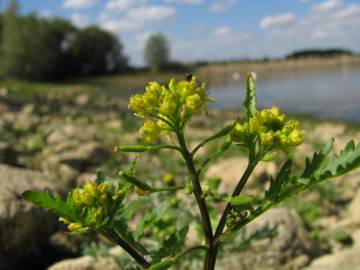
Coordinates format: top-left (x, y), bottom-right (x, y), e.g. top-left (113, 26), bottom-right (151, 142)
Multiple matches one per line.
top-left (320, 140), bottom-right (360, 178)
top-left (121, 200), bottom-right (145, 221)
top-left (113, 218), bottom-right (149, 255)
top-left (134, 201), bottom-right (170, 240)
top-left (243, 73), bottom-right (258, 120)
top-left (22, 190), bottom-right (78, 221)
top-left (301, 139), bottom-right (334, 179)
top-left (152, 226), bottom-right (189, 262)
top-left (265, 160), bottom-right (292, 202)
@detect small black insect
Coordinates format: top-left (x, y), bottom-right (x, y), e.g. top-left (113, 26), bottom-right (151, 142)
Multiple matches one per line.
top-left (185, 73), bottom-right (193, 81)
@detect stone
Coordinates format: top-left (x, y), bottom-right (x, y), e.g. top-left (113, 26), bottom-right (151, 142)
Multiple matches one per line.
top-left (0, 142), bottom-right (18, 166)
top-left (205, 157), bottom-right (277, 194)
top-left (48, 256), bottom-right (119, 270)
top-left (46, 124), bottom-right (97, 146)
top-left (0, 164), bottom-right (61, 270)
top-left (217, 207), bottom-right (315, 270)
top-left (302, 230), bottom-right (360, 270)
top-left (58, 142), bottom-right (110, 170)
top-left (48, 247), bottom-right (122, 270)
top-left (347, 190), bottom-right (360, 225)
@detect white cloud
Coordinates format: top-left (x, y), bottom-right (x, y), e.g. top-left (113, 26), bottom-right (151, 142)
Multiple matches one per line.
top-left (102, 19), bottom-right (143, 32)
top-left (213, 26), bottom-right (231, 36)
top-left (128, 6), bottom-right (175, 21)
top-left (100, 4), bottom-right (175, 34)
top-left (173, 31), bottom-right (251, 62)
top-left (70, 13), bottom-right (91, 27)
top-left (210, 0), bottom-right (237, 13)
top-left (257, 1), bottom-right (360, 57)
top-left (259, 13), bottom-right (297, 30)
top-left (105, 0), bottom-right (146, 12)
top-left (311, 0), bottom-right (342, 12)
top-left (63, 0), bottom-right (97, 9)
top-left (164, 0), bottom-right (203, 5)
top-left (39, 10), bottom-right (52, 18)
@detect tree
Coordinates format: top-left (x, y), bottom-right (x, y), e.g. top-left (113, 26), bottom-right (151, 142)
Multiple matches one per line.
top-left (68, 26), bottom-right (127, 75)
top-left (144, 33), bottom-right (170, 71)
top-left (1, 0), bottom-right (76, 80)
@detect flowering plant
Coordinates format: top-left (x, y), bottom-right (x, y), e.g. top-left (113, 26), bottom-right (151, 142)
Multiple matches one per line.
top-left (23, 73), bottom-right (360, 270)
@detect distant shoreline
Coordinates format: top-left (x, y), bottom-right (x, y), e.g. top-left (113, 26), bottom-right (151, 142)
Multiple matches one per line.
top-left (196, 55), bottom-right (360, 82)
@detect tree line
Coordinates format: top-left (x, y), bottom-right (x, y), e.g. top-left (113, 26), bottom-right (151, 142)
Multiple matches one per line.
top-left (0, 1), bottom-right (173, 81)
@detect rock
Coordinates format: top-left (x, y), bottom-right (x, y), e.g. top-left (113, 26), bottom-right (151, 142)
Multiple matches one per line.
top-left (205, 157), bottom-right (277, 193)
top-left (48, 247), bottom-right (122, 270)
top-left (75, 94), bottom-right (90, 106)
top-left (347, 190), bottom-right (360, 225)
top-left (0, 164), bottom-right (61, 270)
top-left (76, 173), bottom-right (97, 186)
top-left (46, 124), bottom-right (97, 146)
top-left (302, 230), bottom-right (360, 270)
top-left (0, 142), bottom-right (18, 166)
top-left (48, 256), bottom-right (119, 270)
top-left (58, 142), bottom-right (110, 170)
top-left (217, 207), bottom-right (315, 270)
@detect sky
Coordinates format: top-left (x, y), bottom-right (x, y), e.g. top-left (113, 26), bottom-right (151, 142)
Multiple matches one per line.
top-left (3, 0), bottom-right (360, 66)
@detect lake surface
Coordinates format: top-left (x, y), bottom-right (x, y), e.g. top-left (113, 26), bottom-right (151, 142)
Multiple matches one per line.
top-left (208, 66), bottom-right (360, 122)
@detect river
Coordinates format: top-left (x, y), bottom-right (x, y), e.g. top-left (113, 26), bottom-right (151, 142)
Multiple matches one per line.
top-left (208, 66), bottom-right (360, 122)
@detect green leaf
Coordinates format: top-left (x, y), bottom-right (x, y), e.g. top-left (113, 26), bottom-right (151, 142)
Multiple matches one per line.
top-left (230, 195), bottom-right (253, 207)
top-left (153, 226), bottom-right (189, 262)
top-left (148, 259), bottom-right (176, 270)
top-left (22, 190), bottom-right (78, 221)
top-left (321, 140), bottom-right (360, 178)
top-left (134, 201), bottom-right (170, 240)
top-left (113, 218), bottom-right (149, 255)
top-left (243, 73), bottom-right (258, 120)
top-left (265, 159), bottom-right (293, 202)
top-left (301, 139), bottom-right (334, 179)
top-left (119, 171), bottom-right (153, 191)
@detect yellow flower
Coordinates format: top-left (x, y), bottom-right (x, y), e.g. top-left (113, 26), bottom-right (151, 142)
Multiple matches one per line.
top-left (185, 93), bottom-right (203, 112)
top-left (230, 122), bottom-right (247, 143)
top-left (97, 182), bottom-right (111, 194)
top-left (159, 92), bottom-right (178, 117)
top-left (135, 186), bottom-right (150, 196)
top-left (129, 95), bottom-right (148, 116)
top-left (163, 173), bottom-right (175, 185)
top-left (140, 120), bottom-right (161, 142)
top-left (260, 131), bottom-right (274, 146)
top-left (68, 222), bottom-right (84, 232)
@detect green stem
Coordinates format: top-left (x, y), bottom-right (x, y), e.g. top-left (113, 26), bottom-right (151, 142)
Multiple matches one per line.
top-left (151, 185), bottom-right (185, 192)
top-left (101, 227), bottom-right (151, 268)
top-left (174, 245), bottom-right (208, 262)
top-left (175, 130), bottom-right (214, 244)
top-left (214, 160), bottom-right (258, 240)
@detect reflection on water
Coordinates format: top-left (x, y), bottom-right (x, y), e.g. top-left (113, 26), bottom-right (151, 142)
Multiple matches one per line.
top-left (208, 66), bottom-right (360, 122)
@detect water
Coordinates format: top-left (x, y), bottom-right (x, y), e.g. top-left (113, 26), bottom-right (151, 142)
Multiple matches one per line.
top-left (208, 66), bottom-right (360, 122)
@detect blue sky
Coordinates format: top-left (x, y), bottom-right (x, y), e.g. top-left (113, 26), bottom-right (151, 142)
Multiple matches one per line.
top-left (4, 0), bottom-right (360, 65)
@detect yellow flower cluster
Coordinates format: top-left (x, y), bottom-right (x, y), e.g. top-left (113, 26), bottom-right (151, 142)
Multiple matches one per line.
top-left (62, 182), bottom-right (124, 232)
top-left (231, 107), bottom-right (304, 148)
top-left (128, 76), bottom-right (212, 142)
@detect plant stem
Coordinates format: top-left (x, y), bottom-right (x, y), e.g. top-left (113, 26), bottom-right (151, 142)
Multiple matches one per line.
top-left (215, 160), bottom-right (257, 239)
top-left (203, 160), bottom-right (258, 270)
top-left (101, 227), bottom-right (151, 268)
top-left (174, 245), bottom-right (208, 262)
top-left (151, 185), bottom-right (185, 192)
top-left (175, 130), bottom-right (214, 244)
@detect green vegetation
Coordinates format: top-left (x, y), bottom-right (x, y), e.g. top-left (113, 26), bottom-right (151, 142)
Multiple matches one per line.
top-left (145, 33), bottom-right (170, 72)
top-left (23, 74), bottom-right (360, 270)
top-left (0, 0), bottom-right (127, 80)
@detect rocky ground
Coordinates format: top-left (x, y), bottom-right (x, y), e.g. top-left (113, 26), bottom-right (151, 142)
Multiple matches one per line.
top-left (1, 88), bottom-right (360, 270)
